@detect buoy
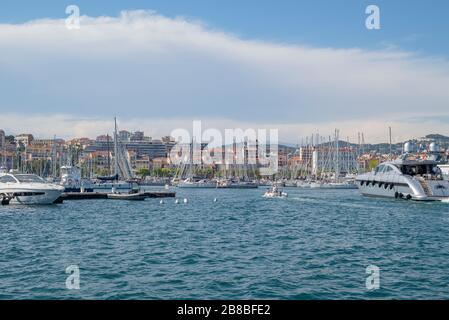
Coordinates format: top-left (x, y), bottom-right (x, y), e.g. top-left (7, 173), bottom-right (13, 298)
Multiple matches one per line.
top-left (160, 200), bottom-right (164, 204)
top-left (213, 198), bottom-right (217, 203)
top-left (175, 199), bottom-right (179, 204)
top-left (183, 198), bottom-right (188, 204)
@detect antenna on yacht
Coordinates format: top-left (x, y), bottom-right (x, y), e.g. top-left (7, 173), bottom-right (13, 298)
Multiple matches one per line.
top-left (389, 127), bottom-right (392, 160)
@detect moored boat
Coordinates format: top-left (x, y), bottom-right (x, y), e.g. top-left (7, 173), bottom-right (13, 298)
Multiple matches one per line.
top-left (177, 178), bottom-right (217, 188)
top-left (1, 173), bottom-right (65, 205)
top-left (107, 192), bottom-right (146, 201)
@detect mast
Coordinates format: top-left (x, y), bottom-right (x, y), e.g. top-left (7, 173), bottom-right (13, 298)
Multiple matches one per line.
top-left (361, 133), bottom-right (365, 155)
top-left (189, 137), bottom-right (194, 179)
top-left (389, 127), bottom-right (392, 160)
top-left (52, 135), bottom-right (57, 178)
top-left (113, 117), bottom-right (119, 177)
top-left (347, 136), bottom-right (350, 174)
top-left (2, 137), bottom-right (6, 169)
top-left (106, 134), bottom-right (111, 175)
top-left (335, 129), bottom-right (340, 181)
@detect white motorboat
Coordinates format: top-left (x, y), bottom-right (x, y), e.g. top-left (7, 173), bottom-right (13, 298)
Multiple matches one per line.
top-left (217, 179), bottom-right (258, 189)
top-left (0, 173), bottom-right (65, 205)
top-left (315, 180), bottom-right (358, 189)
top-left (60, 165), bottom-right (96, 192)
top-left (356, 142), bottom-right (449, 201)
top-left (177, 178), bottom-right (217, 188)
top-left (263, 185), bottom-right (288, 198)
top-left (297, 178), bottom-right (357, 189)
top-left (107, 192), bottom-right (146, 201)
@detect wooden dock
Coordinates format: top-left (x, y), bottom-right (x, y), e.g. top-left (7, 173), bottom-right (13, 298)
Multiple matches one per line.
top-left (56, 191), bottom-right (176, 203)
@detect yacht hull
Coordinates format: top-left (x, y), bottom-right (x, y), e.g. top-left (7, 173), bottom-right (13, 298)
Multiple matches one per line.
top-left (6, 189), bottom-right (63, 205)
top-left (356, 178), bottom-right (449, 201)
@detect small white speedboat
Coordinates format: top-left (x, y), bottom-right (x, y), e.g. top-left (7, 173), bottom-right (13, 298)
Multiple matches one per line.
top-left (107, 192), bottom-right (146, 201)
top-left (0, 173), bottom-right (65, 205)
top-left (263, 185), bottom-right (288, 198)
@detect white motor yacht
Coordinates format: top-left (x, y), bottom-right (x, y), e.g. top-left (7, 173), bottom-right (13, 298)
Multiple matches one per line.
top-left (356, 142), bottom-right (449, 201)
top-left (0, 173), bottom-right (65, 205)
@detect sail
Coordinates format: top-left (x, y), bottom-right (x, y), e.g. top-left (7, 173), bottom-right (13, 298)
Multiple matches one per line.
top-left (113, 118), bottom-right (134, 180)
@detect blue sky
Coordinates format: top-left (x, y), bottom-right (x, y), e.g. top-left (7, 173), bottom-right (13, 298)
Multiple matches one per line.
top-left (1, 0), bottom-right (449, 57)
top-left (1, 1), bottom-right (449, 142)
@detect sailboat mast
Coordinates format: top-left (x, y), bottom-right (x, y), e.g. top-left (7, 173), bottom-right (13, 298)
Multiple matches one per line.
top-left (335, 129), bottom-right (340, 180)
top-left (106, 134), bottom-right (111, 175)
top-left (52, 135), bottom-right (57, 178)
top-left (114, 117), bottom-right (119, 177)
top-left (190, 138), bottom-right (194, 179)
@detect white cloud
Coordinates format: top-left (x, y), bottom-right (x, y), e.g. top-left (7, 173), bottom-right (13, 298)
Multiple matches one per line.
top-left (0, 10), bottom-right (449, 142)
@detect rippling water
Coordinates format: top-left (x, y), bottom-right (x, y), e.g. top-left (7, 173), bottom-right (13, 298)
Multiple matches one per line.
top-left (1, 187), bottom-right (449, 299)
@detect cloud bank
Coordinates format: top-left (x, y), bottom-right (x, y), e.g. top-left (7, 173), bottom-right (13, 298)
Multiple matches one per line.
top-left (0, 10), bottom-right (449, 142)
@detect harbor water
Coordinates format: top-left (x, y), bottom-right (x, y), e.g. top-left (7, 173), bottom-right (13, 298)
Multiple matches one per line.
top-left (1, 187), bottom-right (449, 299)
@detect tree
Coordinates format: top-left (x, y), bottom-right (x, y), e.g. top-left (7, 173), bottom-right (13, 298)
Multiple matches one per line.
top-left (137, 168), bottom-right (151, 178)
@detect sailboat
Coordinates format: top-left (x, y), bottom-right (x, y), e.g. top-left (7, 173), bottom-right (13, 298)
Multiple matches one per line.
top-left (311, 131), bottom-right (357, 189)
top-left (175, 139), bottom-right (217, 189)
top-left (94, 118), bottom-right (136, 191)
top-left (217, 139), bottom-right (258, 189)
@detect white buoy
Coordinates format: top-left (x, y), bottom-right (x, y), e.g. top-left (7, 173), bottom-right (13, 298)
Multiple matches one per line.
top-left (213, 198), bottom-right (217, 203)
top-left (183, 198), bottom-right (188, 204)
top-left (175, 199), bottom-right (179, 204)
top-left (160, 200), bottom-right (164, 204)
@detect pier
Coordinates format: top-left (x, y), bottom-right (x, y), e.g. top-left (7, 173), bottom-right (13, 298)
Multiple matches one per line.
top-left (55, 191), bottom-right (176, 203)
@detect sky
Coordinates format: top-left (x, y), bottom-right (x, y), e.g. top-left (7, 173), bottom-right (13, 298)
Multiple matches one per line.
top-left (0, 0), bottom-right (449, 143)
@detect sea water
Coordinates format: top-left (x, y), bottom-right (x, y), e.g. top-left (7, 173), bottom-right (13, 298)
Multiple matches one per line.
top-left (1, 187), bottom-right (449, 299)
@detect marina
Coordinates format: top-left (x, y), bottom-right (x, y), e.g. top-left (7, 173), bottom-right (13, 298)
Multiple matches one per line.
top-left (1, 1), bottom-right (449, 303)
top-left (3, 132), bottom-right (449, 205)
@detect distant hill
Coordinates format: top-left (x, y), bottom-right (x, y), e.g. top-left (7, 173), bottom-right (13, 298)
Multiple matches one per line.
top-left (293, 134), bottom-right (449, 155)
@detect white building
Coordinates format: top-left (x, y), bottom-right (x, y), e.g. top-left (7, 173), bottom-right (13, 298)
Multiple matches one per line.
top-left (14, 134), bottom-right (34, 147)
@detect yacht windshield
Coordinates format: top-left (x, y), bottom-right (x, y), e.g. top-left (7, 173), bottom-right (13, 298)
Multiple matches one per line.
top-left (399, 164), bottom-right (442, 178)
top-left (13, 174), bottom-right (46, 183)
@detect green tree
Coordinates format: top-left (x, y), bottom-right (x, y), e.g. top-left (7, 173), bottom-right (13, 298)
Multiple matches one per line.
top-left (137, 168), bottom-right (151, 178)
